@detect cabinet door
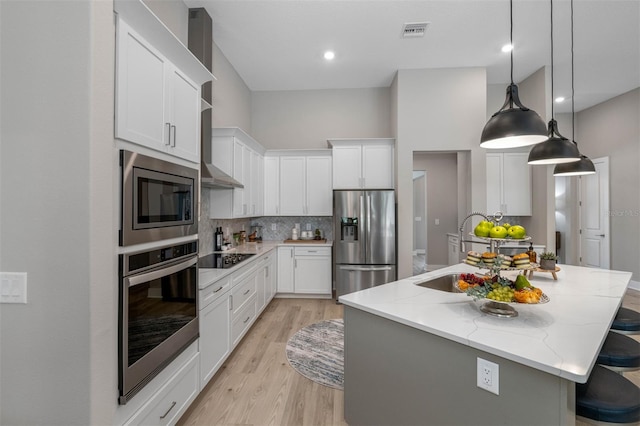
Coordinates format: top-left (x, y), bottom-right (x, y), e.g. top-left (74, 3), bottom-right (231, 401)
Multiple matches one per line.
top-left (256, 259), bottom-right (267, 313)
top-left (199, 292), bottom-right (231, 389)
top-left (306, 156), bottom-right (333, 216)
top-left (362, 143), bottom-right (393, 189)
top-left (250, 151), bottom-right (263, 216)
top-left (279, 157), bottom-right (306, 215)
top-left (294, 256), bottom-right (332, 294)
top-left (266, 254), bottom-right (277, 302)
top-left (502, 153), bottom-right (532, 216)
top-left (115, 20), bottom-right (168, 150)
top-left (168, 67), bottom-right (200, 162)
top-left (486, 153), bottom-right (503, 215)
top-left (277, 247), bottom-right (294, 293)
top-left (243, 145), bottom-right (252, 216)
top-left (332, 145), bottom-right (362, 189)
top-left (264, 157), bottom-right (280, 215)
top-left (232, 141), bottom-right (245, 217)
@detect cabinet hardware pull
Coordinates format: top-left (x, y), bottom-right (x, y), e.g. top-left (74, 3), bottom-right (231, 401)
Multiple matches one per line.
top-left (171, 125), bottom-right (176, 147)
top-left (230, 295), bottom-right (233, 310)
top-left (213, 286), bottom-right (224, 293)
top-left (165, 123), bottom-right (171, 145)
top-left (597, 234), bottom-right (606, 237)
top-left (243, 289), bottom-right (250, 295)
top-left (307, 250), bottom-right (317, 253)
top-left (244, 316), bottom-right (250, 324)
top-left (159, 401), bottom-right (176, 419)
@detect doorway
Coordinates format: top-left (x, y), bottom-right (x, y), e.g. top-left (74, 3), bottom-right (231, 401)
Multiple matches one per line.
top-left (579, 157), bottom-right (610, 269)
top-left (413, 171), bottom-right (427, 274)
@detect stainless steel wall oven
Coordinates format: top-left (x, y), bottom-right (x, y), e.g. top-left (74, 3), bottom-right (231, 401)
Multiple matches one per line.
top-left (120, 150), bottom-right (198, 246)
top-left (118, 240), bottom-right (199, 404)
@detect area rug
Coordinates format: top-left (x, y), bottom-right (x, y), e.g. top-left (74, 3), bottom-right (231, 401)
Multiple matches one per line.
top-left (285, 319), bottom-right (344, 390)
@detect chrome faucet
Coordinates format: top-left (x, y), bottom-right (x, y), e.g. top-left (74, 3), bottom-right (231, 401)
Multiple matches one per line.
top-left (458, 212), bottom-right (490, 253)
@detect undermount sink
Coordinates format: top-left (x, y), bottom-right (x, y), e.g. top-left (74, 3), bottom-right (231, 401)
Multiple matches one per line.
top-left (414, 274), bottom-right (464, 293)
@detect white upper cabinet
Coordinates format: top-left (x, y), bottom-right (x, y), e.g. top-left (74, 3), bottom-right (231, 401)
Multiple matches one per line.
top-left (115, 17), bottom-right (206, 163)
top-left (329, 139), bottom-right (394, 189)
top-left (486, 152), bottom-right (532, 216)
top-left (264, 156), bottom-right (280, 215)
top-left (209, 128), bottom-right (266, 219)
top-left (279, 157), bottom-right (306, 216)
top-left (264, 151), bottom-right (333, 217)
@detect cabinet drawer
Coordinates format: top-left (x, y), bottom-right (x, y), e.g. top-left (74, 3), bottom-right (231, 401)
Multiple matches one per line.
top-left (232, 296), bottom-right (256, 347)
top-left (124, 351), bottom-right (199, 426)
top-left (294, 246), bottom-right (331, 256)
top-left (199, 275), bottom-right (231, 309)
top-left (231, 272), bottom-right (256, 315)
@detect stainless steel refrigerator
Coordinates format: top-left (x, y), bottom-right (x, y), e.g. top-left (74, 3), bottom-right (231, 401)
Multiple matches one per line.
top-left (334, 190), bottom-right (396, 298)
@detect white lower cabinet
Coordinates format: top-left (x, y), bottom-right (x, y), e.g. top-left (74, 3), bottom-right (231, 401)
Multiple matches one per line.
top-left (123, 347), bottom-right (199, 426)
top-left (448, 235), bottom-right (460, 266)
top-left (277, 246), bottom-right (332, 296)
top-left (198, 276), bottom-right (231, 390)
top-left (277, 246), bottom-right (295, 293)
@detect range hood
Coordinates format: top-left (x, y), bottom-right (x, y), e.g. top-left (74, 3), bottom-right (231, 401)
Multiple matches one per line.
top-left (201, 161), bottom-right (243, 189)
top-left (189, 9), bottom-right (243, 190)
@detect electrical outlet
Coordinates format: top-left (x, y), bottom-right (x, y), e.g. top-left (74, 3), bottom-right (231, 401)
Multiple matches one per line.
top-left (435, 218), bottom-right (440, 225)
top-left (477, 358), bottom-right (499, 395)
top-left (306, 223), bottom-right (311, 231)
top-left (271, 223), bottom-right (277, 231)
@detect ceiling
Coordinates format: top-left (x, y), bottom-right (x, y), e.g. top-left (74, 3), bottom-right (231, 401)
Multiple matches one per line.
top-left (184, 0), bottom-right (639, 113)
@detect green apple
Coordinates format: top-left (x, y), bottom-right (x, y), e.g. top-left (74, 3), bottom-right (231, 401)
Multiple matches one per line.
top-left (502, 223), bottom-right (511, 230)
top-left (474, 220), bottom-right (493, 237)
top-left (508, 225), bottom-right (526, 239)
top-left (489, 225), bottom-right (508, 238)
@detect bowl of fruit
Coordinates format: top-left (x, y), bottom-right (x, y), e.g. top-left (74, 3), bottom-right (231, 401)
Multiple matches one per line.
top-left (456, 273), bottom-right (549, 317)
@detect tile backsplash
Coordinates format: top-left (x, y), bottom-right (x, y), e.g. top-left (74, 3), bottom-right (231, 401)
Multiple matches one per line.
top-left (199, 189), bottom-right (333, 255)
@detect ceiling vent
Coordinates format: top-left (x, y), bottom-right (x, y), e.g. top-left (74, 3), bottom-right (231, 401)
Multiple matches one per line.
top-left (402, 22), bottom-right (429, 38)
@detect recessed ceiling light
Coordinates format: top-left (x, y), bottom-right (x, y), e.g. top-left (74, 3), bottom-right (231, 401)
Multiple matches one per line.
top-left (324, 51), bottom-right (335, 60)
top-left (501, 44), bottom-right (513, 53)
top-left (555, 96), bottom-right (565, 103)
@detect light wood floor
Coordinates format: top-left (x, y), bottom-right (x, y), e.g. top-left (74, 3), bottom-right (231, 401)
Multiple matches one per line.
top-left (177, 298), bottom-right (347, 426)
top-left (179, 290), bottom-right (640, 426)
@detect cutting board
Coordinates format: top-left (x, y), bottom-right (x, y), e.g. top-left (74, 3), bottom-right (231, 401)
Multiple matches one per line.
top-left (283, 239), bottom-right (327, 244)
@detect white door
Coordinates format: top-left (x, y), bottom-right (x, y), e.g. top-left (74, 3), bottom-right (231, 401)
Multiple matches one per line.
top-left (579, 157), bottom-right (610, 269)
top-left (362, 143), bottom-right (393, 189)
top-left (485, 153), bottom-right (502, 215)
top-left (168, 67), bottom-right (200, 162)
top-left (332, 145), bottom-right (362, 189)
top-left (294, 256), bottom-right (332, 294)
top-left (306, 156), bottom-right (332, 215)
top-left (277, 247), bottom-right (294, 292)
top-left (263, 156), bottom-right (280, 215)
top-left (279, 157), bottom-right (306, 215)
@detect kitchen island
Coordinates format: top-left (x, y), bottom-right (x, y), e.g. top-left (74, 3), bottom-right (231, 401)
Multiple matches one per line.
top-left (339, 263), bottom-right (632, 425)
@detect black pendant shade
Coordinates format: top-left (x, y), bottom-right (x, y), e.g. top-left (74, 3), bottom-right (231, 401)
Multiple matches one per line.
top-left (553, 154), bottom-right (596, 176)
top-left (481, 84), bottom-right (548, 149)
top-left (551, 0), bottom-right (596, 177)
top-left (528, 119), bottom-right (581, 165)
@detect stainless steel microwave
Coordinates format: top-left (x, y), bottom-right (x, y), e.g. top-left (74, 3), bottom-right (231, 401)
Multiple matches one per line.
top-left (120, 150), bottom-right (198, 246)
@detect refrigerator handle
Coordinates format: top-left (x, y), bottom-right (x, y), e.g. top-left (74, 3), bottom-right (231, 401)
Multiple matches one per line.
top-left (366, 194), bottom-right (372, 264)
top-left (360, 194), bottom-right (366, 261)
top-left (339, 265), bottom-right (393, 272)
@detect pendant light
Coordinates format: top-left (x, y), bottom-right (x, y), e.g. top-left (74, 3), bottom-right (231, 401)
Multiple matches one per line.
top-left (553, 0), bottom-right (596, 176)
top-left (528, 0), bottom-right (581, 165)
top-left (480, 0), bottom-right (547, 149)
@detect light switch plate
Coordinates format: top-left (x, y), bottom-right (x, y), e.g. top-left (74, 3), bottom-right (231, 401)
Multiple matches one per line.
top-left (1, 272), bottom-right (27, 304)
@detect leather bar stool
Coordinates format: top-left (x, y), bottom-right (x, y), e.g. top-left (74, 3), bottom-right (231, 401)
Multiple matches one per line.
top-left (576, 365), bottom-right (640, 424)
top-left (597, 331), bottom-right (640, 373)
top-left (611, 307), bottom-right (640, 335)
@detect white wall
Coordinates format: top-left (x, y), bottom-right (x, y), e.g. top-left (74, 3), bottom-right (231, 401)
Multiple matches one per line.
top-left (575, 88), bottom-right (640, 280)
top-left (413, 153), bottom-right (458, 267)
top-left (251, 87), bottom-right (392, 149)
top-left (0, 1), bottom-right (115, 424)
top-left (212, 42), bottom-right (252, 130)
top-left (395, 68), bottom-right (487, 278)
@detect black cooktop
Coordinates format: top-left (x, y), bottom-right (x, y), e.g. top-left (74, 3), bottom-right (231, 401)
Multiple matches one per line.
top-left (198, 252), bottom-right (255, 269)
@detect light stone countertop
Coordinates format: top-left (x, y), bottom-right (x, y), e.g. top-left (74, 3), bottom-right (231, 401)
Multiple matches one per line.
top-left (198, 240), bottom-right (332, 290)
top-left (339, 263), bottom-right (632, 383)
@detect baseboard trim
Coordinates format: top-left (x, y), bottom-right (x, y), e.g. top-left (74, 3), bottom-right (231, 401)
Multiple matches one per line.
top-left (628, 279), bottom-right (639, 292)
